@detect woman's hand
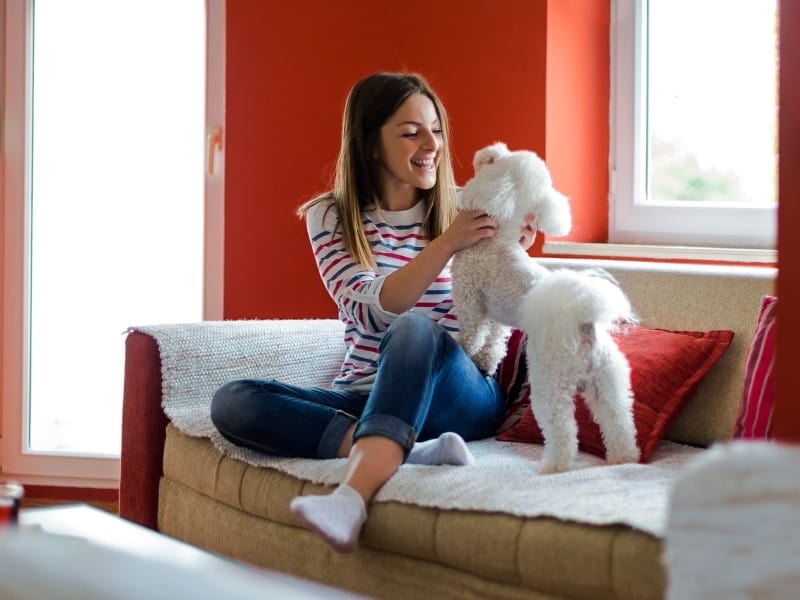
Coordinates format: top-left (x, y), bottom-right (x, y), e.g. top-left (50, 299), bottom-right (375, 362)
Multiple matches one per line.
top-left (438, 209), bottom-right (497, 254)
top-left (519, 214), bottom-right (536, 250)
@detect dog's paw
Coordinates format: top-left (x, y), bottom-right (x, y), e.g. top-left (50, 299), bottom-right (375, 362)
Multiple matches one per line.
top-left (472, 352), bottom-right (499, 375)
top-left (478, 363), bottom-right (499, 376)
top-left (537, 460), bottom-right (571, 475)
top-left (605, 447), bottom-right (641, 465)
top-left (604, 435), bottom-right (641, 465)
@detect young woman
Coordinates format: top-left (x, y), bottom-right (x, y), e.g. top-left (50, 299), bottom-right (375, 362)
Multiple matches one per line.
top-left (210, 72), bottom-right (535, 552)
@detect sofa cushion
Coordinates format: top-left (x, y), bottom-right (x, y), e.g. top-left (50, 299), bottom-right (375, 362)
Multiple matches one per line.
top-left (160, 425), bottom-right (667, 600)
top-left (732, 295), bottom-right (777, 439)
top-left (496, 326), bottom-right (734, 461)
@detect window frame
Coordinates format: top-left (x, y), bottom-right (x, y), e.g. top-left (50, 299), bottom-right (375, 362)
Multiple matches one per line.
top-left (2, 0), bottom-right (118, 485)
top-left (1, 0), bottom-right (224, 486)
top-left (608, 0), bottom-right (777, 249)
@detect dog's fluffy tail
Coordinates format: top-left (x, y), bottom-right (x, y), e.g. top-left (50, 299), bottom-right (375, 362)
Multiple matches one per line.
top-left (519, 268), bottom-right (635, 352)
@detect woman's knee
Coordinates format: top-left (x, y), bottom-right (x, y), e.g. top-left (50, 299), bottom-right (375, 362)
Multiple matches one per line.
top-left (383, 311), bottom-right (440, 351)
top-left (210, 379), bottom-right (257, 429)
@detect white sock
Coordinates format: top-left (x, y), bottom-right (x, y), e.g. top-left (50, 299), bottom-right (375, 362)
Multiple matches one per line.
top-left (406, 432), bottom-right (475, 466)
top-left (289, 484), bottom-right (367, 553)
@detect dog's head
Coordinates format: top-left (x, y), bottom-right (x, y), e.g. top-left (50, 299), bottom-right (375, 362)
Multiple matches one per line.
top-left (460, 142), bottom-right (571, 237)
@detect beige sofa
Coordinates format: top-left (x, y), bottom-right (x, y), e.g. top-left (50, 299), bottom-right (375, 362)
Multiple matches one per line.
top-left (120, 258), bottom-right (776, 600)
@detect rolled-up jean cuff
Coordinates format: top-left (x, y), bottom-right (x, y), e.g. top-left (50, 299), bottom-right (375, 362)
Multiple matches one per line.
top-left (317, 410), bottom-right (357, 459)
top-left (354, 414), bottom-right (417, 452)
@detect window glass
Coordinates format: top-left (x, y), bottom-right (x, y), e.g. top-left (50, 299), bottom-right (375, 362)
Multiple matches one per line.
top-left (28, 0), bottom-right (205, 455)
top-left (647, 0), bottom-right (778, 206)
top-left (609, 0), bottom-right (778, 248)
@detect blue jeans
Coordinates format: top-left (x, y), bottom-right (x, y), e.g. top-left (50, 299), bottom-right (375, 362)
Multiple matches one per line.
top-left (210, 312), bottom-right (506, 459)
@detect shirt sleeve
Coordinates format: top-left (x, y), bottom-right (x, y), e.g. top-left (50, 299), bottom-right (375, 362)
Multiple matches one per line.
top-left (305, 202), bottom-right (398, 333)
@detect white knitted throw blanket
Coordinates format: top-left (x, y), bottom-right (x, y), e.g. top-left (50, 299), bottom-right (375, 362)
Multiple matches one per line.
top-left (132, 320), bottom-right (704, 537)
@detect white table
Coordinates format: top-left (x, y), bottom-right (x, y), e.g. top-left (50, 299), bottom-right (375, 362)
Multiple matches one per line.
top-left (0, 503), bottom-right (365, 599)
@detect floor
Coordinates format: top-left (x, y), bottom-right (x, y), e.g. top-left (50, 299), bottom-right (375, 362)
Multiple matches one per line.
top-left (19, 486), bottom-right (119, 515)
top-left (21, 497), bottom-right (119, 514)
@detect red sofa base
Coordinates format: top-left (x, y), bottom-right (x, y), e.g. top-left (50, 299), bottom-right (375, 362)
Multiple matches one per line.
top-left (119, 331), bottom-right (168, 529)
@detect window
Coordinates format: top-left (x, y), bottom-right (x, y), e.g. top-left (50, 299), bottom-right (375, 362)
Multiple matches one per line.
top-left (609, 0), bottom-right (778, 249)
top-left (2, 0), bottom-right (220, 485)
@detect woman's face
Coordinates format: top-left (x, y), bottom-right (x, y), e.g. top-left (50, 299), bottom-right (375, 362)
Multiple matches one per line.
top-left (377, 93), bottom-right (443, 195)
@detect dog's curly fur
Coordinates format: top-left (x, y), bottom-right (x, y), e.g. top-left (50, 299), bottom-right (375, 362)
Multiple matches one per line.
top-left (451, 142), bottom-right (640, 473)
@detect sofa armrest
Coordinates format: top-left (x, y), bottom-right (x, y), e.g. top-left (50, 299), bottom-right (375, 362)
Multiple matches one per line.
top-left (119, 319), bottom-right (346, 529)
top-left (120, 331), bottom-right (169, 529)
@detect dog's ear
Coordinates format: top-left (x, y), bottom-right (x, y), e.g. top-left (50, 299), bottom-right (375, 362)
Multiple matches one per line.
top-left (537, 188), bottom-right (572, 237)
top-left (473, 142), bottom-right (510, 173)
top-left (508, 151), bottom-right (572, 236)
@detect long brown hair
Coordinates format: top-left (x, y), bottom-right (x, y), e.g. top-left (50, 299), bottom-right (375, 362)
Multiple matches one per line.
top-left (297, 72), bottom-right (458, 268)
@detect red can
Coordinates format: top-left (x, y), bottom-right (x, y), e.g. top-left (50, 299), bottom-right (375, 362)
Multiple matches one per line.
top-left (0, 481), bottom-right (24, 526)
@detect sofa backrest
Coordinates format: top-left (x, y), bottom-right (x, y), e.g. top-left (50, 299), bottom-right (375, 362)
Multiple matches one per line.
top-left (538, 258), bottom-right (777, 447)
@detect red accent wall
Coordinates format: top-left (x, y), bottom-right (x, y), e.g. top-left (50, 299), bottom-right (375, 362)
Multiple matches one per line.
top-left (546, 1), bottom-right (610, 242)
top-left (223, 0), bottom-right (548, 319)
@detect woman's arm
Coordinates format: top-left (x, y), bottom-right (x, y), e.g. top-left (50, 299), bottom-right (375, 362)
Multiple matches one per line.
top-left (306, 203), bottom-right (496, 330)
top-left (378, 210), bottom-right (496, 314)
top-left (304, 203), bottom-right (387, 327)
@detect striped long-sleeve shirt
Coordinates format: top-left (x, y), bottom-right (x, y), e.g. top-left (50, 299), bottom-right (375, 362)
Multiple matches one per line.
top-left (306, 199), bottom-right (458, 391)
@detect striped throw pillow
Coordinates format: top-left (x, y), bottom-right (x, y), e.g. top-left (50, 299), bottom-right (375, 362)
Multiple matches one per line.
top-left (733, 295), bottom-right (777, 439)
top-left (494, 329), bottom-right (531, 433)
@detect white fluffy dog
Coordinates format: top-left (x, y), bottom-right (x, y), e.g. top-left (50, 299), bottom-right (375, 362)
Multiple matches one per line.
top-left (451, 142), bottom-right (640, 473)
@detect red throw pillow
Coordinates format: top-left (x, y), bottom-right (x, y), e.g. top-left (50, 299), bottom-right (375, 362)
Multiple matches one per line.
top-left (732, 295), bottom-right (776, 439)
top-left (495, 326), bottom-right (734, 462)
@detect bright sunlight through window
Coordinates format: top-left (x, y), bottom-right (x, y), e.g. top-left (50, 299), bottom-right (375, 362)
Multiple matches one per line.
top-left (647, 0), bottom-right (778, 206)
top-left (29, 0), bottom-right (205, 455)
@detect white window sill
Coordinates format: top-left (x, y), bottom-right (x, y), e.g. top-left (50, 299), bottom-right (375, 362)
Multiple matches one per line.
top-left (543, 242), bottom-right (777, 265)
